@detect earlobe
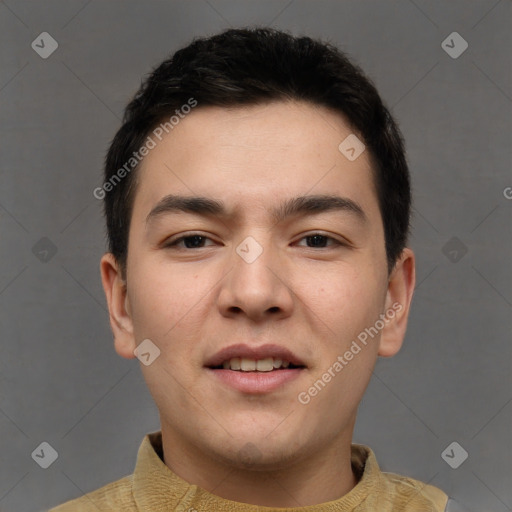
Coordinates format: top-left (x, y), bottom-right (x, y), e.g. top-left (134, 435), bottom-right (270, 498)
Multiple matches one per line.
top-left (99, 253), bottom-right (137, 360)
top-left (378, 248), bottom-right (416, 358)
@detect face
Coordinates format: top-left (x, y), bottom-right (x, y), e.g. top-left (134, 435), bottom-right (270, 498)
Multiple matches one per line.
top-left (101, 101), bottom-right (414, 471)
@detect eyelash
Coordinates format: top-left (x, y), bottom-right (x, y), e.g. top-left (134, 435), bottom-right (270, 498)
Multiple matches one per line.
top-left (163, 232), bottom-right (345, 250)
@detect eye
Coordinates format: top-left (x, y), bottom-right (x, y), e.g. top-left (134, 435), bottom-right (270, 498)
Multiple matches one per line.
top-left (163, 233), bottom-right (216, 249)
top-left (162, 232), bottom-right (345, 250)
top-left (295, 233), bottom-right (344, 249)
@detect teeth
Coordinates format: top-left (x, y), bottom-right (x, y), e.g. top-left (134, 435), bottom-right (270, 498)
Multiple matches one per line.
top-left (220, 357), bottom-right (296, 371)
top-left (256, 358), bottom-right (274, 372)
top-left (223, 357), bottom-right (240, 370)
top-left (240, 358), bottom-right (256, 371)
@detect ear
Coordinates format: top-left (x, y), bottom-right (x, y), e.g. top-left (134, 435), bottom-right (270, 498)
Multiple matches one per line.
top-left (378, 247), bottom-right (416, 358)
top-left (100, 253), bottom-right (136, 359)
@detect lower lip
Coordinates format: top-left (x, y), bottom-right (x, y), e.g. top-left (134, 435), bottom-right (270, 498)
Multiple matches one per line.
top-left (206, 368), bottom-right (305, 394)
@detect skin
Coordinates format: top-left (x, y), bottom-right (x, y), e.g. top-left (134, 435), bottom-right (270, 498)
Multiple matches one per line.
top-left (100, 101), bottom-right (415, 507)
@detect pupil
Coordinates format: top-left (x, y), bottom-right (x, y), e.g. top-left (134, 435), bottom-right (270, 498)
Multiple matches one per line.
top-left (308, 235), bottom-right (326, 247)
top-left (185, 235), bottom-right (204, 248)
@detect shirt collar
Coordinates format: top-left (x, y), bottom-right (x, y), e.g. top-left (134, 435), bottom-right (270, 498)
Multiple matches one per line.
top-left (132, 430), bottom-right (383, 511)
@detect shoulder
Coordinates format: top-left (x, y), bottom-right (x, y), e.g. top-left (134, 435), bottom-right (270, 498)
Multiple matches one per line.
top-left (380, 471), bottom-right (449, 511)
top-left (48, 474), bottom-right (135, 512)
top-left (352, 444), bottom-right (449, 511)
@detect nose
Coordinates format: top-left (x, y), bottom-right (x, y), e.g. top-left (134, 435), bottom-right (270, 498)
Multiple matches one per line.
top-left (216, 235), bottom-right (294, 323)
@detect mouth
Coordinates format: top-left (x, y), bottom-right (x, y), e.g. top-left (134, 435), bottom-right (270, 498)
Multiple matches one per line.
top-left (209, 357), bottom-right (305, 372)
top-left (204, 343), bottom-right (307, 371)
top-left (204, 344), bottom-right (307, 394)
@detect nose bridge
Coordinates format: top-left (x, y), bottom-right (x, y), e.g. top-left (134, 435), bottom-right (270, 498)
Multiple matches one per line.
top-left (233, 232), bottom-right (278, 291)
top-left (217, 232), bottom-right (293, 319)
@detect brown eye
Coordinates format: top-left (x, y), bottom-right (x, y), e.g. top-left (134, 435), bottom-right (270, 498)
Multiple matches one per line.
top-left (296, 233), bottom-right (343, 248)
top-left (164, 234), bottom-right (215, 249)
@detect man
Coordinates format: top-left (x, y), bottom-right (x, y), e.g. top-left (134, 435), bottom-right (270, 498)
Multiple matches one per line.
top-left (51, 27), bottom-right (461, 511)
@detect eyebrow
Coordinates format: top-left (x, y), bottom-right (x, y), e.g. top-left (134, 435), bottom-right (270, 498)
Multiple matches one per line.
top-left (145, 194), bottom-right (367, 226)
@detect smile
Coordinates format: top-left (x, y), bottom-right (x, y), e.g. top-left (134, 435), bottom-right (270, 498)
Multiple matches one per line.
top-left (213, 357), bottom-right (303, 372)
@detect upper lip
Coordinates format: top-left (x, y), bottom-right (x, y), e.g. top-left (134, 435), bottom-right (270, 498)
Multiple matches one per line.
top-left (205, 343), bottom-right (306, 368)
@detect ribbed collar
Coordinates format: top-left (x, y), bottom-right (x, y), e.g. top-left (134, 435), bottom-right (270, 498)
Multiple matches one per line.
top-left (132, 431), bottom-right (383, 511)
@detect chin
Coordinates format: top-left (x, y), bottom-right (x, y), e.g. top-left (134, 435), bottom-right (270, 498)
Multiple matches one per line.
top-left (204, 432), bottom-right (307, 471)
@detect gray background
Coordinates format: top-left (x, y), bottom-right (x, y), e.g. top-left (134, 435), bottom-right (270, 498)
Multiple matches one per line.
top-left (0, 1), bottom-right (510, 511)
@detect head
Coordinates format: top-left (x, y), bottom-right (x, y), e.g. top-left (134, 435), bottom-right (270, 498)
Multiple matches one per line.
top-left (100, 28), bottom-right (415, 472)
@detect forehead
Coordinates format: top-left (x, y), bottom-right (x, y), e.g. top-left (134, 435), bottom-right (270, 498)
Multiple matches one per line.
top-left (133, 101), bottom-right (380, 224)
top-left (144, 101), bottom-right (365, 164)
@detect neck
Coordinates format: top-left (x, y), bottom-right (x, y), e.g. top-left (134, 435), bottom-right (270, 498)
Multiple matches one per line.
top-left (160, 423), bottom-right (358, 508)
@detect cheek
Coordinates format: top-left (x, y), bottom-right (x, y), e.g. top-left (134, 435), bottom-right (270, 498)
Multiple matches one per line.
top-left (129, 266), bottom-right (208, 404)
top-left (310, 265), bottom-right (386, 336)
top-left (304, 273), bottom-right (382, 411)
top-left (127, 260), bottom-right (218, 385)
top-left (127, 258), bottom-right (205, 336)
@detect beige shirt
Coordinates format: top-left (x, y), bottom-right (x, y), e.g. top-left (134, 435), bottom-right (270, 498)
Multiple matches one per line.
top-left (50, 431), bottom-right (449, 511)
